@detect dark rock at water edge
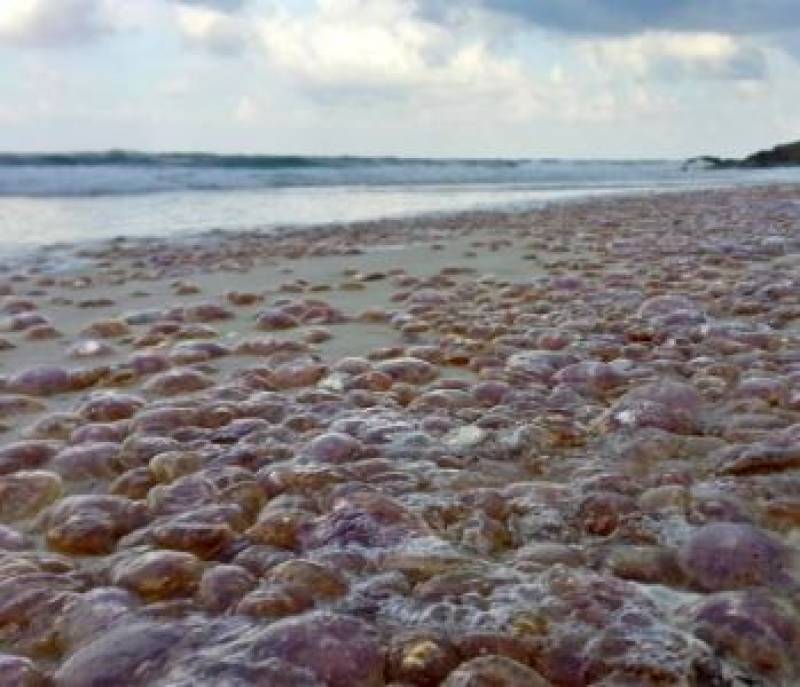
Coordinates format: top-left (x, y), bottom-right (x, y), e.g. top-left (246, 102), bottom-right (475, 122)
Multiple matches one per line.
top-left (684, 139), bottom-right (800, 169)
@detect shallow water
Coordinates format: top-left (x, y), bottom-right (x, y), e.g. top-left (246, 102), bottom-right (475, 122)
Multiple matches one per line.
top-left (0, 184), bottom-right (625, 247)
top-left (2, 155), bottom-right (800, 249)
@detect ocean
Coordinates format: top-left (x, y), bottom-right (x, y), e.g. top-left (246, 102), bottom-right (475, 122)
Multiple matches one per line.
top-left (1, 152), bottom-right (799, 250)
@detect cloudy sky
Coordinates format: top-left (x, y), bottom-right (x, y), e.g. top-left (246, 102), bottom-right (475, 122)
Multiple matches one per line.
top-left (1, 0), bottom-right (798, 157)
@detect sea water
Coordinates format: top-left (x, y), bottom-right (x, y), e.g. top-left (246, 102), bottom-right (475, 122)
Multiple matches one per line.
top-left (1, 152), bottom-right (799, 249)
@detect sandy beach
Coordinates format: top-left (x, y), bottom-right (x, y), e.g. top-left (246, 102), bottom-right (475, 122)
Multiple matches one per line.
top-left (2, 184), bottom-right (800, 685)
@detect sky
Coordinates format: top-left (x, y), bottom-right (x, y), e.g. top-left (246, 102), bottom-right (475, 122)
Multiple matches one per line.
top-left (0, 0), bottom-right (799, 158)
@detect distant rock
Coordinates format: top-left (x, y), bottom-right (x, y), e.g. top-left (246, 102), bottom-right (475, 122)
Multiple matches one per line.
top-left (684, 140), bottom-right (800, 170)
top-left (681, 155), bottom-right (737, 170)
top-left (742, 140), bottom-right (800, 167)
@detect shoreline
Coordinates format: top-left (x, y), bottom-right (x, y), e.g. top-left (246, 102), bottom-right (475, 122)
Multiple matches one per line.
top-left (1, 183), bottom-right (800, 683)
top-left (2, 171), bottom-right (800, 262)
top-left (4, 180), bottom-right (799, 274)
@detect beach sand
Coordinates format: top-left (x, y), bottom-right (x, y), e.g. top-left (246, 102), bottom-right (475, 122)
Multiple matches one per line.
top-left (1, 184), bottom-right (800, 684)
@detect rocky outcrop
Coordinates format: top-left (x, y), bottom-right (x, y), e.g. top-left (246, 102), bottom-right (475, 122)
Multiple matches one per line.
top-left (742, 140), bottom-right (800, 167)
top-left (685, 140), bottom-right (800, 169)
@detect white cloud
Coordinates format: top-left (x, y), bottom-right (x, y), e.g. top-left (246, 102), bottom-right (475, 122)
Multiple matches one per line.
top-left (735, 79), bottom-right (769, 99)
top-left (256, 0), bottom-right (542, 116)
top-left (586, 32), bottom-right (767, 81)
top-left (0, 0), bottom-right (114, 46)
top-left (174, 4), bottom-right (247, 55)
top-left (174, 0), bottom-right (246, 12)
top-left (258, 0), bottom-right (445, 89)
top-left (0, 104), bottom-right (22, 124)
top-left (233, 95), bottom-right (258, 122)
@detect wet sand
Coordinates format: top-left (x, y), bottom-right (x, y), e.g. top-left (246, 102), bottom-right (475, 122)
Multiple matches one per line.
top-left (1, 185), bottom-right (800, 685)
